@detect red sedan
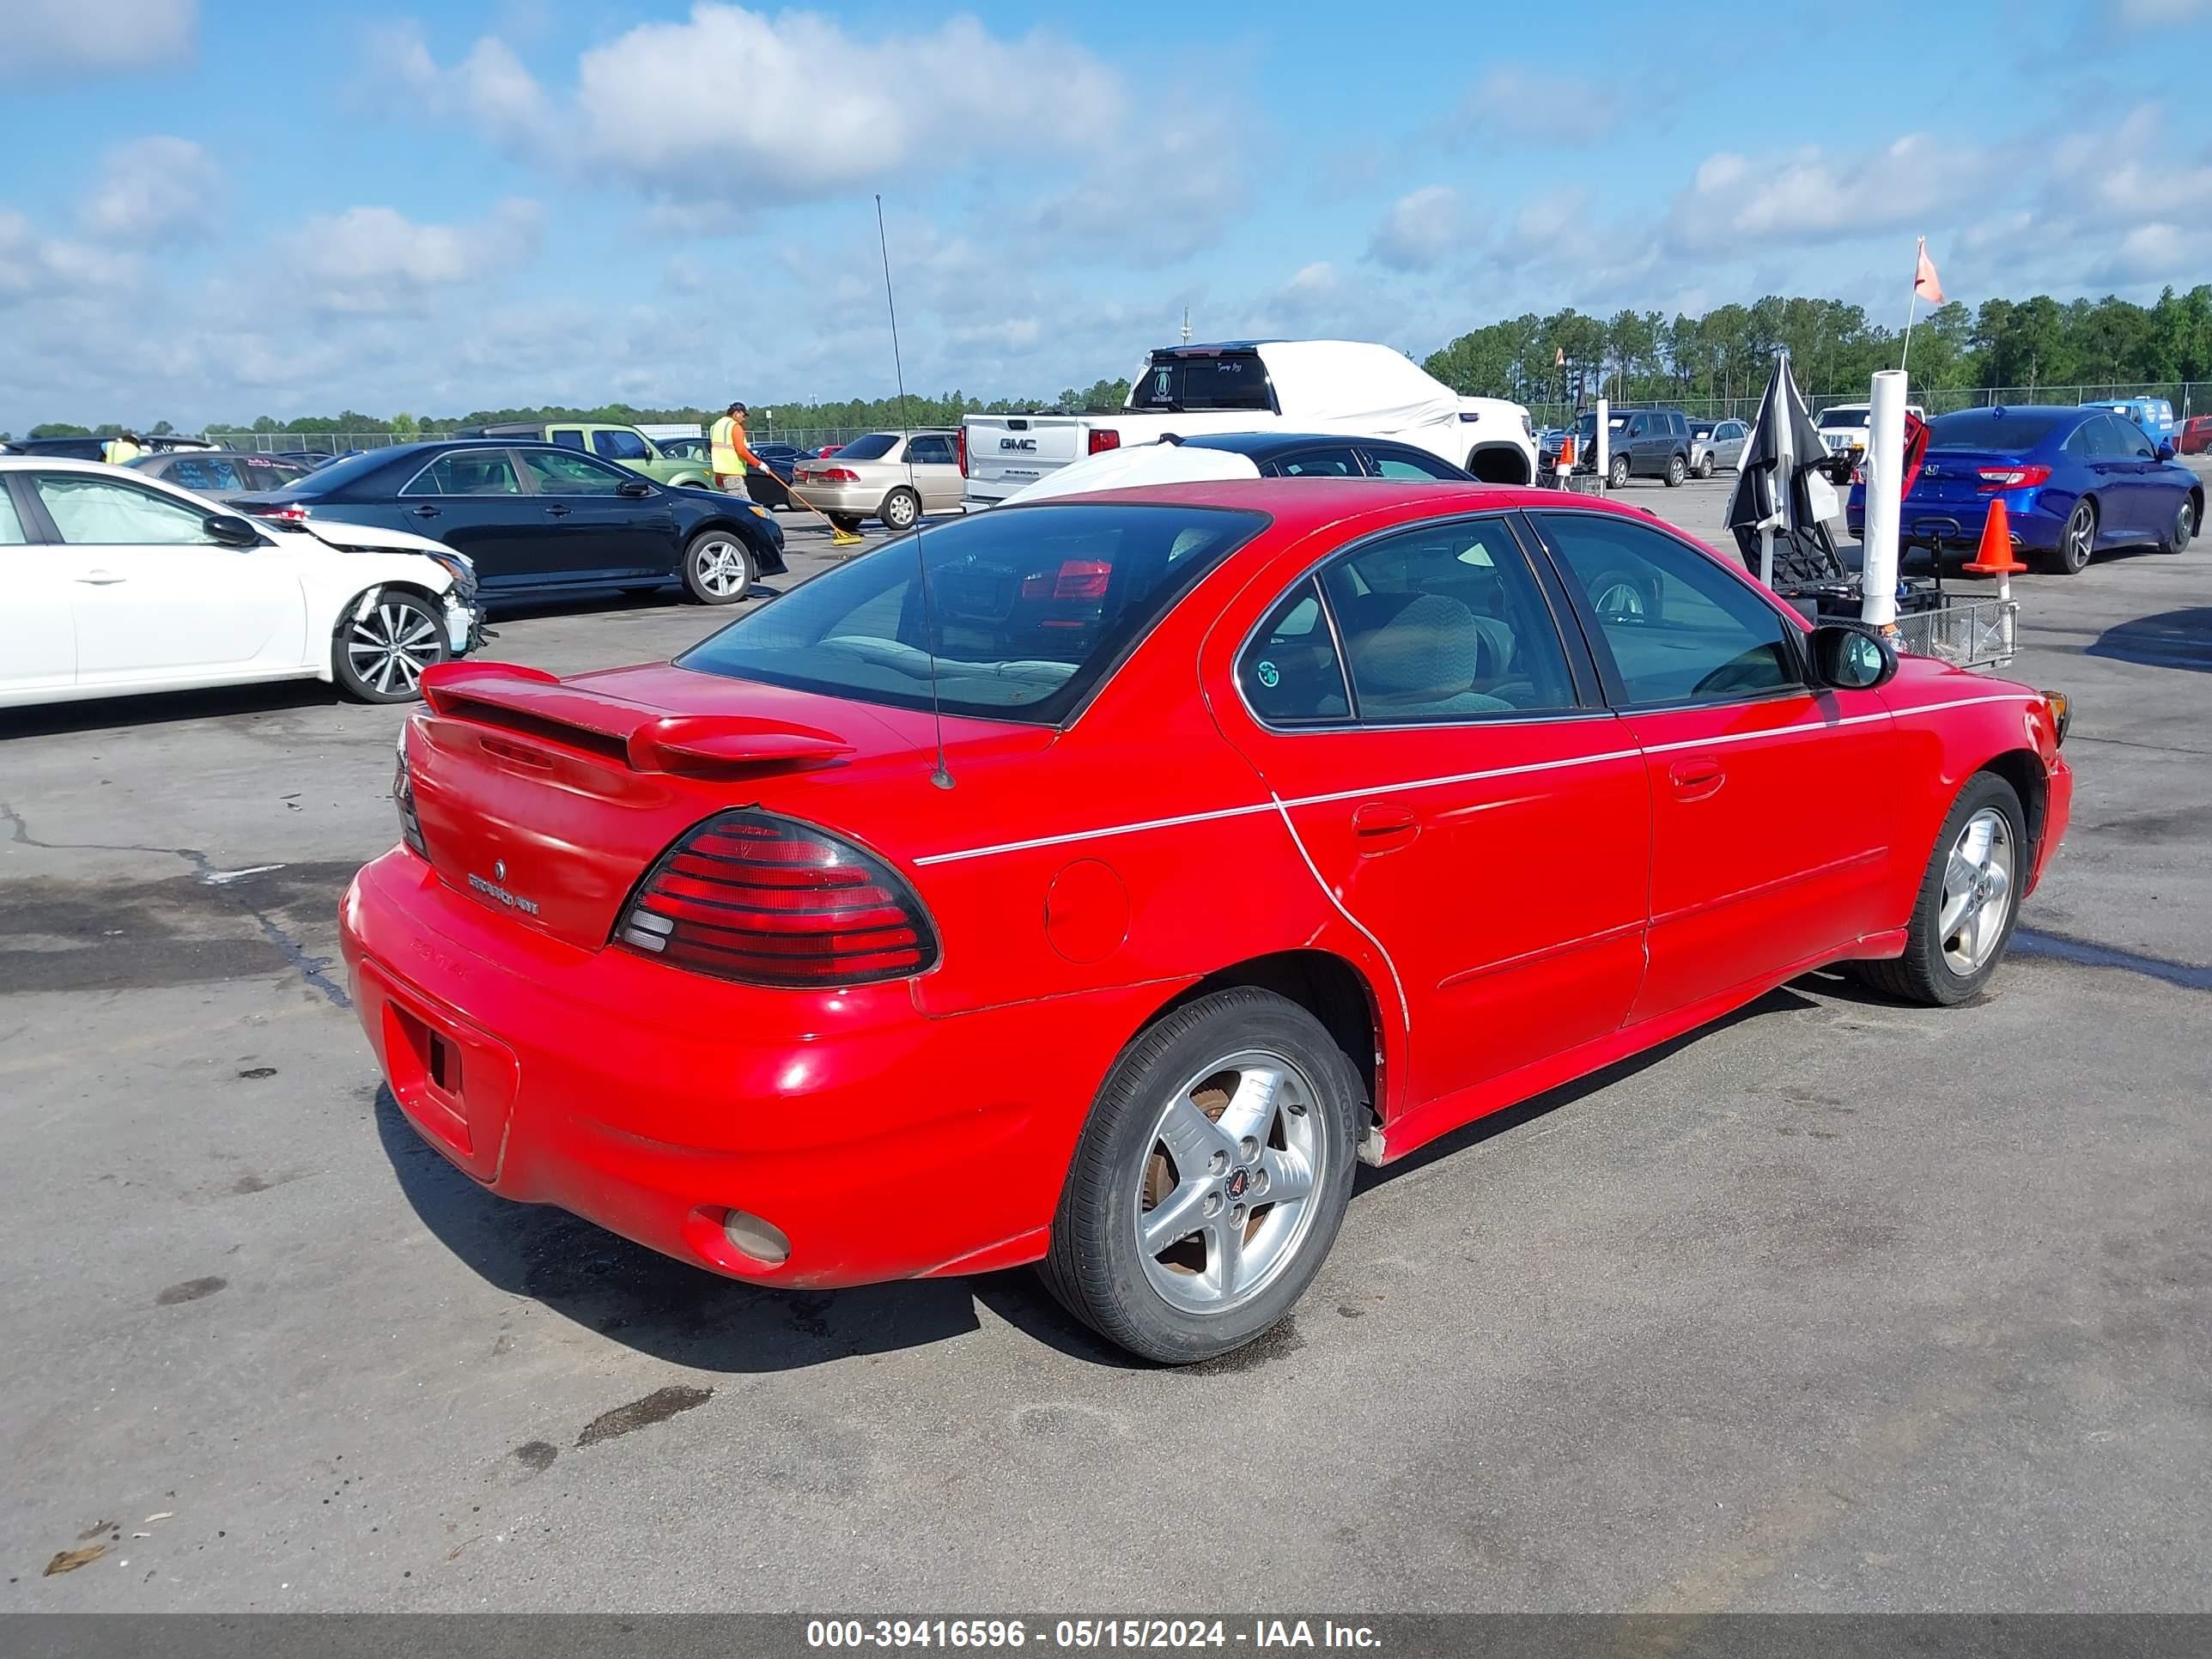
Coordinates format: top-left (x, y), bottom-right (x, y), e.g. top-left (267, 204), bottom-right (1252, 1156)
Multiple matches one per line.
top-left (342, 482), bottom-right (2073, 1364)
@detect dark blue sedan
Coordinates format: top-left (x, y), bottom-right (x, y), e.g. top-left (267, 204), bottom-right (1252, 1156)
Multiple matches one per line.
top-left (233, 439), bottom-right (787, 607)
top-left (1848, 405), bottom-right (2203, 574)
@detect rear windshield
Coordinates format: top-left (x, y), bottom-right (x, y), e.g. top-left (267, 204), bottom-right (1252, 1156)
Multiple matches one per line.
top-left (836, 434), bottom-right (898, 461)
top-left (1927, 410), bottom-right (2065, 449)
top-left (264, 447), bottom-right (397, 495)
top-left (679, 503), bottom-right (1267, 724)
top-left (1816, 408), bottom-right (1867, 429)
top-left (1127, 352), bottom-right (1273, 413)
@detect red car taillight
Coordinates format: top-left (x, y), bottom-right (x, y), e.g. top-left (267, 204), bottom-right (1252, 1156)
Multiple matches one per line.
top-left (1978, 465), bottom-right (2051, 490)
top-left (957, 426), bottom-right (968, 476)
top-left (255, 503), bottom-right (311, 522)
top-left (1088, 428), bottom-right (1121, 456)
top-left (393, 729), bottom-right (428, 858)
top-left (1020, 558), bottom-right (1111, 601)
top-left (816, 467), bottom-right (860, 482)
top-left (615, 811), bottom-right (938, 987)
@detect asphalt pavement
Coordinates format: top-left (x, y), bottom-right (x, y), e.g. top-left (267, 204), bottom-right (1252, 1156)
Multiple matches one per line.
top-left (2, 488), bottom-right (2207, 1612)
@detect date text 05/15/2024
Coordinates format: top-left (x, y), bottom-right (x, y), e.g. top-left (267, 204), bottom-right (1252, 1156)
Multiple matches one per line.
top-left (805, 1620), bottom-right (1382, 1650)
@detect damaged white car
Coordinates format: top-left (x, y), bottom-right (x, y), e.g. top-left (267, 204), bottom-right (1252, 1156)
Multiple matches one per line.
top-left (0, 457), bottom-right (481, 709)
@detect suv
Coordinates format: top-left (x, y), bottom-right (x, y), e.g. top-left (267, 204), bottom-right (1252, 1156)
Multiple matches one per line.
top-left (1601, 407), bottom-right (1693, 487)
top-left (467, 422), bottom-right (715, 490)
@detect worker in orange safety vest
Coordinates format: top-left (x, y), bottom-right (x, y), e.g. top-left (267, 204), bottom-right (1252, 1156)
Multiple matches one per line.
top-left (709, 402), bottom-right (764, 495)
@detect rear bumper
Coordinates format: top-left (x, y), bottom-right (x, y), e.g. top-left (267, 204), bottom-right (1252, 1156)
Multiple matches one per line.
top-left (1847, 491), bottom-right (2068, 551)
top-left (340, 850), bottom-right (1161, 1288)
top-left (787, 479), bottom-right (884, 515)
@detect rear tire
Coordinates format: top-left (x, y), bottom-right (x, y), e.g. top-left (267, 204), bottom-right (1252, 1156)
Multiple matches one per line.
top-left (1848, 773), bottom-right (2027, 1007)
top-left (2045, 499), bottom-right (2096, 574)
top-left (1664, 453), bottom-right (1687, 487)
top-left (1040, 988), bottom-right (1360, 1365)
top-left (682, 529), bottom-right (755, 604)
top-left (880, 487), bottom-right (921, 532)
top-left (333, 589), bottom-right (447, 703)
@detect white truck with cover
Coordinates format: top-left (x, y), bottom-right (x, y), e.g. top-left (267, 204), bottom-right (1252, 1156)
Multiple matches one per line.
top-left (958, 339), bottom-right (1535, 508)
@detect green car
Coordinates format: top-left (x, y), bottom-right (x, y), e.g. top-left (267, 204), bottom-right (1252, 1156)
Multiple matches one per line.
top-left (468, 422), bottom-right (716, 489)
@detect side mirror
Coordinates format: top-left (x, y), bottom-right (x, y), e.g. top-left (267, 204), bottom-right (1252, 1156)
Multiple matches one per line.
top-left (617, 477), bottom-right (653, 497)
top-left (1807, 623), bottom-right (1897, 690)
top-left (2157, 440), bottom-right (2177, 462)
top-left (204, 513), bottom-right (262, 548)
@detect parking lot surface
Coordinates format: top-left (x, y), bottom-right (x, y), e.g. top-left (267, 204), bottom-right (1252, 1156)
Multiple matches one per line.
top-left (3, 487), bottom-right (2208, 1611)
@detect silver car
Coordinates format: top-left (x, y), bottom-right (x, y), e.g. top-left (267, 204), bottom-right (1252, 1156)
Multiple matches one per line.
top-left (1689, 417), bottom-right (1749, 477)
top-left (789, 431), bottom-right (963, 532)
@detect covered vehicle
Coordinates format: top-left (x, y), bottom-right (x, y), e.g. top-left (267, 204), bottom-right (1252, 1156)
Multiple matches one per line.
top-left (959, 340), bottom-right (1535, 506)
top-left (344, 478), bottom-right (2071, 1364)
top-left (1001, 430), bottom-right (1470, 503)
top-left (1846, 404), bottom-right (2203, 574)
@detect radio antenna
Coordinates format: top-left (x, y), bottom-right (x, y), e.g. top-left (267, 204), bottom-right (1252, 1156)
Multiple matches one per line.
top-left (877, 194), bottom-right (952, 791)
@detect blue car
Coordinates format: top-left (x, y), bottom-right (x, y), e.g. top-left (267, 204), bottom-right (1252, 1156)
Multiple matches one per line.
top-left (2080, 397), bottom-right (2176, 445)
top-left (1847, 404), bottom-right (2203, 574)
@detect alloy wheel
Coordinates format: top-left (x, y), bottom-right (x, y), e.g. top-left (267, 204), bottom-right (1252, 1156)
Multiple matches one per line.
top-left (692, 538), bottom-right (749, 597)
top-left (1939, 806), bottom-right (2015, 977)
top-left (345, 602), bottom-right (441, 696)
top-left (2065, 504), bottom-right (2094, 569)
top-left (1135, 1048), bottom-right (1324, 1315)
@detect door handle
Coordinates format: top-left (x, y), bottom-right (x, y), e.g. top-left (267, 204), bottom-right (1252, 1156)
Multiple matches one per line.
top-left (544, 505), bottom-right (571, 518)
top-left (410, 505), bottom-right (441, 519)
top-left (1352, 802), bottom-right (1418, 851)
top-left (1668, 758), bottom-right (1725, 800)
top-left (74, 570), bottom-right (126, 586)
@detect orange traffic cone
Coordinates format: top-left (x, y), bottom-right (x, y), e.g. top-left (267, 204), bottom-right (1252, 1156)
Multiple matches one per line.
top-left (1559, 434), bottom-right (1576, 468)
top-left (1964, 496), bottom-right (2027, 574)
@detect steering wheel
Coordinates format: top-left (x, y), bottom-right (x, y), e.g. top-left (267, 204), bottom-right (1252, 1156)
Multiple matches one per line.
top-left (1691, 647), bottom-right (1782, 697)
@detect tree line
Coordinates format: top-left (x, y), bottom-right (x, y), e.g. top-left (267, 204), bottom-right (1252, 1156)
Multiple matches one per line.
top-left (1421, 286), bottom-right (2212, 410)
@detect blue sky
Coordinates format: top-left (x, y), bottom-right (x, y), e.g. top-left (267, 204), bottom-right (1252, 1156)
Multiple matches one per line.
top-left (3, 0), bottom-right (2208, 430)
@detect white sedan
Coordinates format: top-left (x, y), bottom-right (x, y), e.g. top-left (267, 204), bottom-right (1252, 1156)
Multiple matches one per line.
top-left (0, 457), bottom-right (481, 709)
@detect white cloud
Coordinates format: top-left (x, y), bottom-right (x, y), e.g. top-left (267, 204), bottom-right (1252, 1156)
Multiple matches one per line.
top-left (378, 26), bottom-right (556, 149)
top-left (0, 210), bottom-right (139, 307)
top-left (78, 137), bottom-right (223, 244)
top-left (1023, 111), bottom-right (1250, 264)
top-left (1368, 185), bottom-right (1471, 272)
top-left (1, 0), bottom-right (196, 83)
top-left (281, 199), bottom-right (544, 314)
top-left (1664, 133), bottom-right (1996, 253)
top-left (565, 4), bottom-right (1121, 195)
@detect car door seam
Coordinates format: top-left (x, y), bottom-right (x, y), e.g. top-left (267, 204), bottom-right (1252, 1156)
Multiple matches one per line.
top-left (1267, 795), bottom-right (1410, 1033)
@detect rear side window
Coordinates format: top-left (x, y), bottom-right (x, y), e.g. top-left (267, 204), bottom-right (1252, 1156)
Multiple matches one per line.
top-left (1273, 447), bottom-right (1363, 477)
top-left (908, 435), bottom-right (956, 465)
top-left (1928, 410), bottom-right (2063, 449)
top-left (1239, 579), bottom-right (1350, 725)
top-left (404, 451), bottom-right (522, 496)
top-left (0, 485), bottom-right (27, 544)
top-left (1320, 519), bottom-right (1576, 720)
top-left (1128, 352), bottom-right (1273, 412)
top-left (1368, 450), bottom-right (1463, 481)
top-left (550, 429), bottom-right (587, 452)
top-left (680, 503), bottom-right (1265, 724)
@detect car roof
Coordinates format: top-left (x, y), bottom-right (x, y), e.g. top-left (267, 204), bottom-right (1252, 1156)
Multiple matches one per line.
top-left (1005, 476), bottom-right (1656, 538)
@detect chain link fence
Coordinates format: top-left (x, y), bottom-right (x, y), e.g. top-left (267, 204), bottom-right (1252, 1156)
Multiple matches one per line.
top-left (1524, 381), bottom-right (2209, 431)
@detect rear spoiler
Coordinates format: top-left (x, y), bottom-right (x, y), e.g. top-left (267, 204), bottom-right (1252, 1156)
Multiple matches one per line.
top-left (419, 662), bottom-right (854, 775)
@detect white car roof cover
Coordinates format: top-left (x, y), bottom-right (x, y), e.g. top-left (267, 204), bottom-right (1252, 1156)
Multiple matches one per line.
top-left (1255, 340), bottom-right (1462, 429)
top-left (1001, 441), bottom-right (1262, 504)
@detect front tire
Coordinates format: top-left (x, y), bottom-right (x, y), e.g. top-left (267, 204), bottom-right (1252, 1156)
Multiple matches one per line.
top-left (2047, 499), bottom-right (2096, 574)
top-left (1695, 453), bottom-right (1715, 479)
top-left (682, 530), bottom-right (755, 604)
top-left (880, 487), bottom-right (921, 532)
top-left (1608, 453), bottom-right (1632, 489)
top-left (2165, 496), bottom-right (2196, 553)
top-left (334, 590), bottom-right (447, 703)
top-left (1664, 453), bottom-right (1687, 487)
top-left (1040, 988), bottom-right (1360, 1364)
top-left (1850, 773), bottom-right (2027, 1006)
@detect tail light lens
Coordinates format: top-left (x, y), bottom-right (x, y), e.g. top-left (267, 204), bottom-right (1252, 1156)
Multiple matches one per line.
top-left (254, 502), bottom-right (311, 522)
top-left (1978, 465), bottom-right (2051, 490)
top-left (1850, 465), bottom-right (1864, 485)
top-left (1087, 428), bottom-right (1121, 456)
top-left (956, 426), bottom-right (968, 476)
top-left (1021, 558), bottom-right (1111, 601)
top-left (817, 467), bottom-right (860, 483)
top-left (615, 811), bottom-right (938, 987)
top-left (393, 726), bottom-right (428, 859)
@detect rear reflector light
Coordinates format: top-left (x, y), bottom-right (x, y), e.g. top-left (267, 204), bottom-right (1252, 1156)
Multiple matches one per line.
top-left (1978, 465), bottom-right (2051, 490)
top-left (393, 727), bottom-right (428, 858)
top-left (956, 425), bottom-right (968, 476)
top-left (1088, 428), bottom-right (1121, 456)
top-left (615, 810), bottom-right (938, 987)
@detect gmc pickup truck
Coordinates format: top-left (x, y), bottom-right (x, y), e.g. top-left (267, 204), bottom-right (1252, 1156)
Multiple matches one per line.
top-left (959, 339), bottom-right (1536, 507)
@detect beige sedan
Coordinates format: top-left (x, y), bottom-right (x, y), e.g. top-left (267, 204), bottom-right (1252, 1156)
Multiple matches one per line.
top-left (790, 431), bottom-right (962, 532)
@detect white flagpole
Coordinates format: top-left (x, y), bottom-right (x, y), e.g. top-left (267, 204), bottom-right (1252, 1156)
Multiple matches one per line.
top-left (1899, 236), bottom-right (1923, 373)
